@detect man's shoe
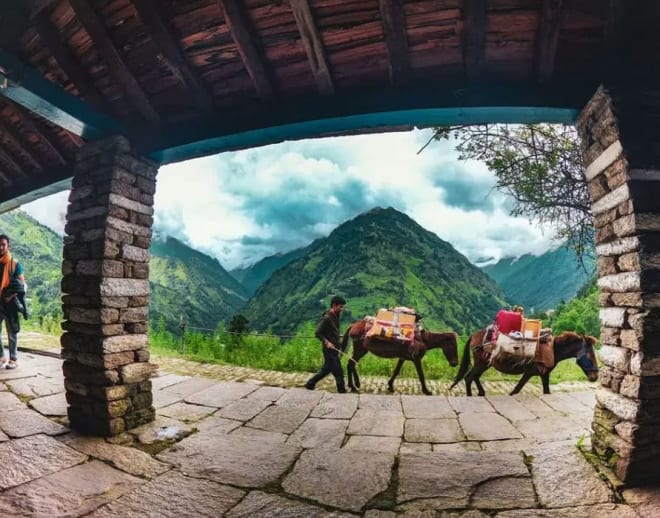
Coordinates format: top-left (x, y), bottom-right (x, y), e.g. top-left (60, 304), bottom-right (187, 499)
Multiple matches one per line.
top-left (304, 382), bottom-right (315, 390)
top-left (337, 386), bottom-right (347, 393)
top-left (5, 361), bottom-right (17, 370)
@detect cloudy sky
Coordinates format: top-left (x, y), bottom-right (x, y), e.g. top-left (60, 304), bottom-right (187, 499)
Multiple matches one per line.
top-left (22, 128), bottom-right (560, 271)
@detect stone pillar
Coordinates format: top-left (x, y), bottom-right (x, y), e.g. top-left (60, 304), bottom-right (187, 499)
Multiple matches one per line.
top-left (61, 136), bottom-right (158, 436)
top-left (577, 86), bottom-right (660, 484)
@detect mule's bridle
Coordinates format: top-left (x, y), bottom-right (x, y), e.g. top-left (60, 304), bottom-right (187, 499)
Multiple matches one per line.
top-left (576, 336), bottom-right (598, 373)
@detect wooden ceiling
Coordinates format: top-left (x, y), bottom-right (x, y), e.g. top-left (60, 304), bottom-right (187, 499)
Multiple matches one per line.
top-left (0, 0), bottom-right (638, 208)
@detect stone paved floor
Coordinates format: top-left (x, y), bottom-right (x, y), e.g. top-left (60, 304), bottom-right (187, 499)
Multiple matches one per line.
top-left (0, 349), bottom-right (658, 517)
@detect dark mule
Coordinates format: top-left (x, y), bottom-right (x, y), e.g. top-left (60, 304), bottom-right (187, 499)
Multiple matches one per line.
top-left (450, 329), bottom-right (599, 396)
top-left (340, 319), bottom-right (459, 395)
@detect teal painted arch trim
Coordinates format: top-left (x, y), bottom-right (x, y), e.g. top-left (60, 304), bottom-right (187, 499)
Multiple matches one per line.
top-left (151, 106), bottom-right (579, 165)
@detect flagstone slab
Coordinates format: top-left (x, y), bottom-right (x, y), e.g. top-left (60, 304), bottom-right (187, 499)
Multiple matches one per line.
top-left (359, 394), bottom-right (403, 412)
top-left (459, 413), bottom-right (522, 441)
top-left (60, 435), bottom-right (170, 479)
top-left (152, 389), bottom-right (184, 409)
top-left (247, 404), bottom-right (310, 434)
top-left (479, 438), bottom-right (538, 452)
top-left (400, 442), bottom-right (432, 454)
top-left (401, 395), bottom-right (455, 419)
top-left (29, 392), bottom-right (67, 416)
top-left (184, 381), bottom-right (259, 408)
top-left (487, 396), bottom-right (538, 422)
top-left (397, 451), bottom-right (529, 508)
top-left (229, 425), bottom-right (288, 443)
top-left (226, 490), bottom-right (355, 518)
top-left (0, 460), bottom-right (143, 517)
top-left (342, 435), bottom-right (401, 455)
top-left (433, 442), bottom-right (482, 453)
top-left (572, 391), bottom-right (596, 408)
top-left (128, 416), bottom-right (194, 445)
top-left (88, 470), bottom-right (244, 518)
top-left (159, 377), bottom-right (216, 399)
top-left (6, 375), bottom-right (64, 398)
top-left (516, 416), bottom-right (585, 442)
top-left (513, 395), bottom-right (562, 418)
top-left (527, 443), bottom-right (613, 508)
top-left (622, 487), bottom-right (660, 518)
top-left (216, 397), bottom-right (272, 421)
top-left (0, 408), bottom-right (67, 437)
top-left (448, 396), bottom-right (495, 414)
top-left (0, 390), bottom-right (27, 411)
top-left (246, 385), bottom-right (288, 402)
top-left (471, 476), bottom-right (537, 509)
top-left (276, 388), bottom-right (324, 409)
top-left (0, 430), bottom-right (8, 442)
top-left (347, 409), bottom-right (404, 437)
top-left (150, 373), bottom-right (190, 391)
top-left (541, 393), bottom-right (594, 415)
top-left (194, 415), bottom-right (243, 435)
top-left (311, 392), bottom-right (359, 419)
top-left (287, 418), bottom-right (348, 449)
top-left (282, 448), bottom-right (395, 512)
top-left (0, 381), bottom-right (6, 390)
top-left (404, 418), bottom-right (464, 443)
top-left (0, 434), bottom-right (87, 490)
top-left (156, 433), bottom-right (301, 488)
top-left (496, 504), bottom-right (639, 518)
top-left (157, 402), bottom-right (216, 422)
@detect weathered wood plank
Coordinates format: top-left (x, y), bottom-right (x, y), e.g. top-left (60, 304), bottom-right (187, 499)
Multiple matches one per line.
top-left (7, 101), bottom-right (67, 166)
top-left (217, 0), bottom-right (274, 100)
top-left (290, 0), bottom-right (334, 95)
top-left (32, 10), bottom-right (111, 112)
top-left (379, 0), bottom-right (409, 86)
top-left (463, 0), bottom-right (487, 81)
top-left (131, 0), bottom-right (214, 110)
top-left (0, 118), bottom-right (43, 171)
top-left (69, 0), bottom-right (160, 124)
top-left (535, 0), bottom-right (563, 83)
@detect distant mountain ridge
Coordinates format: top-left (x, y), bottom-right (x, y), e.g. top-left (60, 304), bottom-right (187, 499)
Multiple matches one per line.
top-left (231, 246), bottom-right (311, 296)
top-left (481, 246), bottom-right (595, 312)
top-left (241, 207), bottom-right (507, 335)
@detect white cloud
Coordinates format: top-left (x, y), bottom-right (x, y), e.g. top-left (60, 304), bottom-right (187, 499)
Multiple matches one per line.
top-left (21, 129), bottom-right (561, 270)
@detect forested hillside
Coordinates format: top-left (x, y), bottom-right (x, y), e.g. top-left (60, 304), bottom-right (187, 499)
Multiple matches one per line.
top-left (482, 246), bottom-right (595, 311)
top-left (230, 246), bottom-right (310, 296)
top-left (241, 207), bottom-right (507, 335)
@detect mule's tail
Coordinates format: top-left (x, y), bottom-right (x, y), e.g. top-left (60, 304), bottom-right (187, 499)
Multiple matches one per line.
top-left (340, 324), bottom-right (352, 353)
top-left (450, 335), bottom-right (473, 389)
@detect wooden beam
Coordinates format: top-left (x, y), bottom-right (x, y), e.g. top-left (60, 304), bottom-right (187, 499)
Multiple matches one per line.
top-left (379, 0), bottom-right (409, 86)
top-left (290, 0), bottom-right (334, 95)
top-left (32, 11), bottom-right (111, 112)
top-left (131, 0), bottom-right (214, 110)
top-left (0, 118), bottom-right (44, 171)
top-left (217, 0), bottom-right (274, 100)
top-left (463, 0), bottom-right (488, 81)
top-left (0, 166), bottom-right (13, 187)
top-left (0, 146), bottom-right (29, 181)
top-left (69, 0), bottom-right (160, 124)
top-left (7, 100), bottom-right (67, 165)
top-left (535, 0), bottom-right (564, 84)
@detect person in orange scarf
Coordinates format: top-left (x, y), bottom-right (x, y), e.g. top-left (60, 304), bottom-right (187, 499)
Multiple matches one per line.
top-left (0, 235), bottom-right (26, 369)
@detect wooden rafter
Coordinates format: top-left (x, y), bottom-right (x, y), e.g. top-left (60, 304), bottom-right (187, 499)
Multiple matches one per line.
top-left (0, 166), bottom-right (13, 187)
top-left (131, 0), bottom-right (213, 110)
top-left (463, 0), bottom-right (488, 81)
top-left (536, 0), bottom-right (564, 84)
top-left (290, 0), bottom-right (334, 95)
top-left (0, 119), bottom-right (43, 172)
top-left (69, 0), bottom-right (160, 124)
top-left (7, 101), bottom-right (67, 166)
top-left (379, 0), bottom-right (409, 86)
top-left (217, 0), bottom-right (274, 100)
top-left (0, 146), bottom-right (29, 182)
top-left (33, 10), bottom-right (111, 112)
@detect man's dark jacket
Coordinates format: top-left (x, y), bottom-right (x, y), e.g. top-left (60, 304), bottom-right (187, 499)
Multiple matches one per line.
top-left (315, 310), bottom-right (341, 347)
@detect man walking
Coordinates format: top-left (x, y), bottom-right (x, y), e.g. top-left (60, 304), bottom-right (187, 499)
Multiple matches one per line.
top-left (305, 295), bottom-right (347, 393)
top-left (0, 235), bottom-right (26, 369)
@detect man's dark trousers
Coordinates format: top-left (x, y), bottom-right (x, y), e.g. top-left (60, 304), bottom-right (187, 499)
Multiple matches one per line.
top-left (307, 347), bottom-right (346, 392)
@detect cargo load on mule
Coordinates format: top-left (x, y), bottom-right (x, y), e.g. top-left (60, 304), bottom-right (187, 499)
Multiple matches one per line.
top-left (364, 306), bottom-right (423, 358)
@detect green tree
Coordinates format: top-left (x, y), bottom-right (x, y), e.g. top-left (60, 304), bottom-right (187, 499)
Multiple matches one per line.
top-left (425, 124), bottom-right (593, 258)
top-left (227, 313), bottom-right (250, 351)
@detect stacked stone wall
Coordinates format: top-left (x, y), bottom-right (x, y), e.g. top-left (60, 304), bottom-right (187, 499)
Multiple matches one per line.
top-left (61, 136), bottom-right (157, 436)
top-left (577, 86), bottom-right (660, 484)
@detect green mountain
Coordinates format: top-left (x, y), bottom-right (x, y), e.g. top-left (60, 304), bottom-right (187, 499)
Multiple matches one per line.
top-left (481, 246), bottom-right (596, 312)
top-left (231, 246), bottom-right (310, 296)
top-left (241, 207), bottom-right (507, 335)
top-left (0, 211), bottom-right (64, 323)
top-left (0, 211), bottom-right (248, 332)
top-left (149, 237), bottom-right (249, 331)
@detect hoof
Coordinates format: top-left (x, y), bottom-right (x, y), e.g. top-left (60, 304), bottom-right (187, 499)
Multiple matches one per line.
top-left (387, 385), bottom-right (394, 393)
top-left (423, 390), bottom-right (432, 396)
top-left (350, 387), bottom-right (359, 393)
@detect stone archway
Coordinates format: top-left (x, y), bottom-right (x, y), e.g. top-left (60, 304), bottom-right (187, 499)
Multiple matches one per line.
top-left (577, 85), bottom-right (660, 485)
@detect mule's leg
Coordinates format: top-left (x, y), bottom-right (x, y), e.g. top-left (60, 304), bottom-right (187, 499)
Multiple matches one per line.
top-left (510, 372), bottom-right (533, 395)
top-left (541, 373), bottom-right (551, 394)
top-left (348, 343), bottom-right (367, 392)
top-left (466, 363), bottom-right (488, 396)
top-left (388, 359), bottom-right (405, 392)
top-left (413, 358), bottom-right (431, 395)
top-left (463, 368), bottom-right (474, 397)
